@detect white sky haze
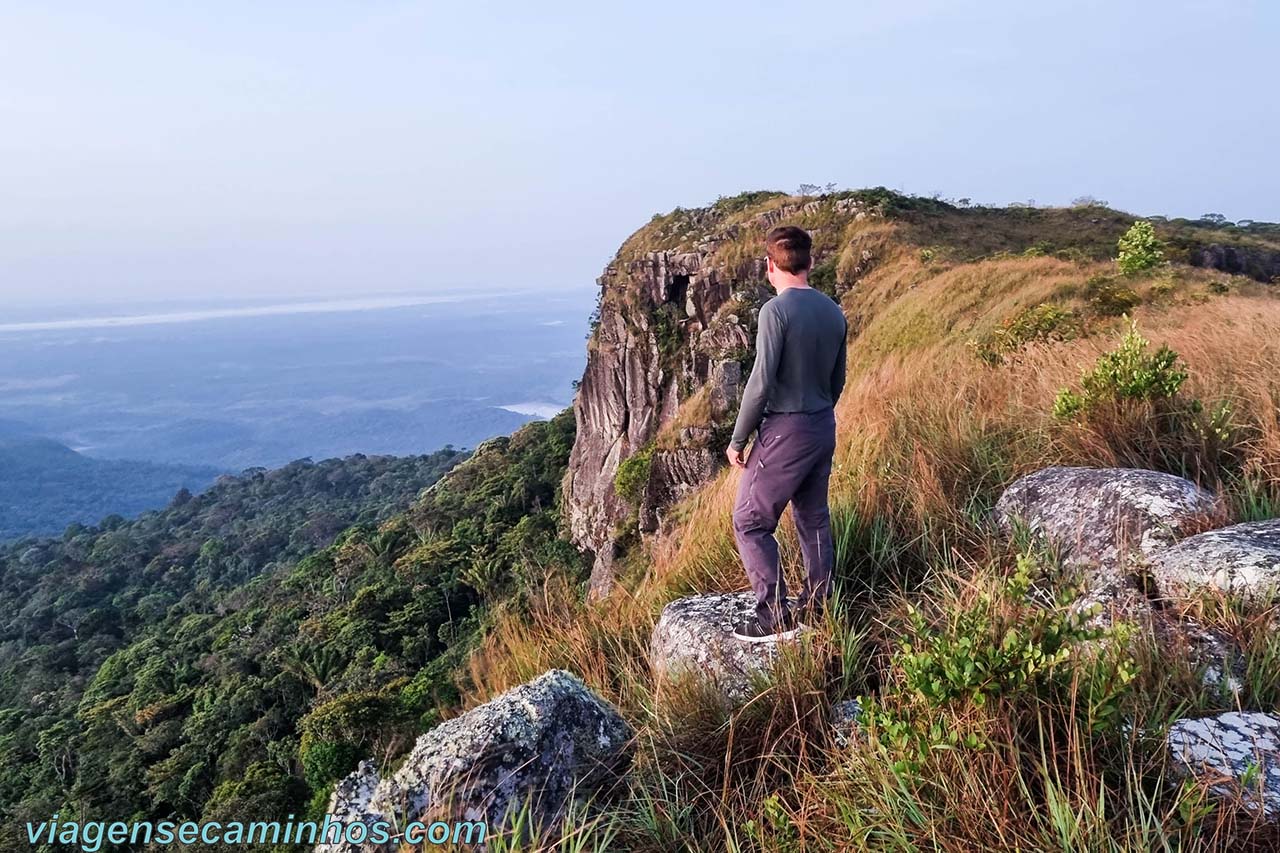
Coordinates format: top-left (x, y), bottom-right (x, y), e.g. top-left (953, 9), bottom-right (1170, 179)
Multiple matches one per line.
top-left (1, 1), bottom-right (1276, 307)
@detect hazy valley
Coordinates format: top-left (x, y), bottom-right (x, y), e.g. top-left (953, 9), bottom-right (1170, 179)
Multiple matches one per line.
top-left (0, 289), bottom-right (590, 540)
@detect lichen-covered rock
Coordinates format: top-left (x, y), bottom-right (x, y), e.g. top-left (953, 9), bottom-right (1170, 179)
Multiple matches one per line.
top-left (1167, 712), bottom-right (1280, 820)
top-left (994, 466), bottom-right (1218, 572)
top-left (651, 593), bottom-right (805, 705)
top-left (1146, 519), bottom-right (1280, 605)
top-left (316, 670), bottom-right (632, 852)
top-left (831, 699), bottom-right (864, 748)
top-left (320, 760), bottom-right (382, 835)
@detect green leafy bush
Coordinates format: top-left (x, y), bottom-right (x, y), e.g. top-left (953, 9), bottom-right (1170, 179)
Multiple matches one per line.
top-left (897, 558), bottom-right (1093, 706)
top-left (614, 445), bottom-right (654, 506)
top-left (1053, 319), bottom-right (1187, 419)
top-left (1084, 274), bottom-right (1142, 316)
top-left (971, 303), bottom-right (1082, 366)
top-left (862, 552), bottom-right (1136, 774)
top-left (652, 303), bottom-right (685, 365)
top-left (1116, 220), bottom-right (1164, 275)
top-left (300, 740), bottom-right (361, 792)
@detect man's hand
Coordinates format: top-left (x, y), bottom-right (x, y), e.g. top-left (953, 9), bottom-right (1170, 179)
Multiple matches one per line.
top-left (725, 445), bottom-right (747, 469)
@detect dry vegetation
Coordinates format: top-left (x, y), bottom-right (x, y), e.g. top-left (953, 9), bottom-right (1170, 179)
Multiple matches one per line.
top-left (465, 199), bottom-right (1280, 851)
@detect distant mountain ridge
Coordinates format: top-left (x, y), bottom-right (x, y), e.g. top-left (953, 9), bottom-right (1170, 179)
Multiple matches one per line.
top-left (0, 435), bottom-right (223, 541)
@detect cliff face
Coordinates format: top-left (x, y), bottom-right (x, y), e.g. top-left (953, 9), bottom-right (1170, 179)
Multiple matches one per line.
top-left (565, 193), bottom-right (872, 595)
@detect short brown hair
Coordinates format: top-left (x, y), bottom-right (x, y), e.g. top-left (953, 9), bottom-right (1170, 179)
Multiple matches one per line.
top-left (765, 226), bottom-right (812, 274)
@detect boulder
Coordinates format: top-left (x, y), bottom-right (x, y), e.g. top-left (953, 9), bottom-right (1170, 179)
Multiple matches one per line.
top-left (1146, 519), bottom-right (1280, 606)
top-left (320, 760), bottom-right (382, 836)
top-left (1167, 712), bottom-right (1280, 820)
top-left (316, 670), bottom-right (632, 852)
top-left (831, 699), bottom-right (864, 748)
top-left (651, 593), bottom-right (805, 705)
top-left (994, 466), bottom-right (1218, 572)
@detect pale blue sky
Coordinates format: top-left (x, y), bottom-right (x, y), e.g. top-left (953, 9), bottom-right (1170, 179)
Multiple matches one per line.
top-left (2, 1), bottom-right (1276, 307)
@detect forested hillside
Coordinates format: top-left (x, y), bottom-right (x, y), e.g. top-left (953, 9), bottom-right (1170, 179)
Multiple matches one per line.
top-left (0, 447), bottom-right (492, 846)
top-left (0, 436), bottom-right (221, 541)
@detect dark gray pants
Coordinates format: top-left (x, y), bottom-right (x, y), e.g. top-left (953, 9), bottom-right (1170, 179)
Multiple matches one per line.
top-left (732, 408), bottom-right (836, 630)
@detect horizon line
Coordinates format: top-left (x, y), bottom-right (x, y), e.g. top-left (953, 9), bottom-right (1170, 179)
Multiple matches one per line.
top-left (0, 291), bottom-right (549, 334)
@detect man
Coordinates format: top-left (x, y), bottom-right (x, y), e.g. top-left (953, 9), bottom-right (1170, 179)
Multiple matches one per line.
top-left (726, 225), bottom-right (847, 642)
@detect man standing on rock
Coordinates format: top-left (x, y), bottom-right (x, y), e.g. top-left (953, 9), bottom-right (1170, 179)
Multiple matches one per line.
top-left (726, 225), bottom-right (847, 642)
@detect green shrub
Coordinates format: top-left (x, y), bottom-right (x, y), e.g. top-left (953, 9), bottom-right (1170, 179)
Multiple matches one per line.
top-left (971, 303), bottom-right (1082, 366)
top-left (614, 445), bottom-right (654, 506)
top-left (204, 761), bottom-right (307, 823)
top-left (1084, 274), bottom-right (1141, 316)
top-left (300, 740), bottom-right (360, 793)
top-left (1053, 319), bottom-right (1187, 419)
top-left (1116, 220), bottom-right (1164, 275)
top-left (298, 687), bottom-right (420, 796)
top-left (862, 552), bottom-right (1136, 774)
top-left (896, 555), bottom-right (1101, 707)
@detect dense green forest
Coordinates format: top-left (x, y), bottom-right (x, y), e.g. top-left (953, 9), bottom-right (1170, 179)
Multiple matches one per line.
top-left (0, 437), bottom-right (221, 541)
top-left (0, 436), bottom-right (584, 849)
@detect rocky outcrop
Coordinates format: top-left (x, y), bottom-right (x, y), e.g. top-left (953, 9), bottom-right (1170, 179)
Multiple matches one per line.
top-left (1188, 243), bottom-right (1280, 283)
top-left (319, 760), bottom-right (383, 841)
top-left (1146, 519), bottom-right (1280, 606)
top-left (565, 196), bottom-right (871, 596)
top-left (1167, 712), bottom-right (1280, 820)
top-left (994, 466), bottom-right (1219, 574)
top-left (650, 592), bottom-right (807, 705)
top-left (565, 253), bottom-right (747, 598)
top-left (316, 670), bottom-right (632, 851)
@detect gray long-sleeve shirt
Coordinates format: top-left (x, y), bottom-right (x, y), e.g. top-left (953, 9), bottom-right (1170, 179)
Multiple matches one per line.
top-left (730, 287), bottom-right (848, 451)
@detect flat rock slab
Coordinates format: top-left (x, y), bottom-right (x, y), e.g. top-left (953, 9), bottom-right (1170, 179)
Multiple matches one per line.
top-left (1167, 712), bottom-right (1280, 821)
top-left (317, 669), bottom-right (632, 852)
top-left (651, 592), bottom-right (803, 705)
top-left (995, 466), bottom-right (1218, 571)
top-left (1147, 519), bottom-right (1280, 606)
